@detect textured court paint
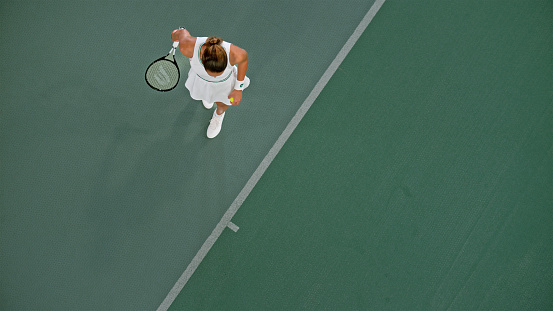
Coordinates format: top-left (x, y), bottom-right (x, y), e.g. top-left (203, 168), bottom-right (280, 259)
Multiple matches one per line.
top-left (157, 2), bottom-right (384, 310)
top-left (170, 0), bottom-right (553, 309)
top-left (0, 1), bottom-right (378, 310)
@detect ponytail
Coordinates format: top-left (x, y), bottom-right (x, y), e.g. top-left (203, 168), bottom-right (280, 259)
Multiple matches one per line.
top-left (202, 36), bottom-right (227, 73)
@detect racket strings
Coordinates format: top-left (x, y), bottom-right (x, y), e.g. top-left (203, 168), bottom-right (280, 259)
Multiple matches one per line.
top-left (146, 59), bottom-right (179, 91)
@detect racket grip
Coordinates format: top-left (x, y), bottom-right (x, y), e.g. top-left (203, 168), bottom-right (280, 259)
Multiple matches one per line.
top-left (173, 41), bottom-right (179, 48)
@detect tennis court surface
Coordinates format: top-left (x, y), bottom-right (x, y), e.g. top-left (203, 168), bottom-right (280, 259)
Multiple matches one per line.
top-left (1, 0), bottom-right (552, 310)
top-left (169, 0), bottom-right (553, 309)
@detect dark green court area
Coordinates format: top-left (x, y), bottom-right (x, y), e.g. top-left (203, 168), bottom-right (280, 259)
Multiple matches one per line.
top-left (1, 0), bottom-right (552, 310)
top-left (172, 1), bottom-right (552, 309)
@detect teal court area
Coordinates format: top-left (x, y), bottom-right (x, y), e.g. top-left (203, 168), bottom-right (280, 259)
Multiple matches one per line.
top-left (1, 1), bottom-right (551, 310)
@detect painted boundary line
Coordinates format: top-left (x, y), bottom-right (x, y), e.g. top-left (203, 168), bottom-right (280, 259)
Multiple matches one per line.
top-left (156, 1), bottom-right (385, 310)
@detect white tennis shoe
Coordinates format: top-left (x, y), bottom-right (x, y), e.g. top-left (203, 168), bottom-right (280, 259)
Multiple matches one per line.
top-left (202, 100), bottom-right (214, 109)
top-left (207, 111), bottom-right (225, 138)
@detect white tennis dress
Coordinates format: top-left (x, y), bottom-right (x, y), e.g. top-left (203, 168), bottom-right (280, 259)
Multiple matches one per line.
top-left (185, 37), bottom-right (250, 106)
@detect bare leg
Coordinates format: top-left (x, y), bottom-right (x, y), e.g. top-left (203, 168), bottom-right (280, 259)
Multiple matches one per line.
top-left (207, 102), bottom-right (228, 138)
top-left (215, 102), bottom-right (229, 115)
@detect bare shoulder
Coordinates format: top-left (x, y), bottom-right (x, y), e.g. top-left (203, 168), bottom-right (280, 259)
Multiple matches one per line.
top-left (175, 30), bottom-right (196, 58)
top-left (229, 44), bottom-right (248, 66)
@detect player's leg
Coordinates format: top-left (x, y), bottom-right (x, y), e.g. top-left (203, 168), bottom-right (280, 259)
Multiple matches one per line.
top-left (207, 102), bottom-right (230, 138)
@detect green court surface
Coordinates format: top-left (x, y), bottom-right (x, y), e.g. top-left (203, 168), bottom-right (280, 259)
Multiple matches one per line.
top-left (1, 1), bottom-right (376, 310)
top-left (171, 0), bottom-right (553, 310)
top-left (1, 0), bottom-right (552, 310)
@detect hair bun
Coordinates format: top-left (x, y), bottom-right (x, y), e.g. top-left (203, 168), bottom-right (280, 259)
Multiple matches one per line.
top-left (206, 36), bottom-right (222, 45)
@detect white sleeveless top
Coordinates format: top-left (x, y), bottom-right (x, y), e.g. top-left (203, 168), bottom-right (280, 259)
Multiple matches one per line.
top-left (189, 37), bottom-right (233, 83)
top-left (185, 37), bottom-right (246, 105)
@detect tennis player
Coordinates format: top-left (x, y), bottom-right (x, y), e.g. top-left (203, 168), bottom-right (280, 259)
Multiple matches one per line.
top-left (171, 28), bottom-right (250, 138)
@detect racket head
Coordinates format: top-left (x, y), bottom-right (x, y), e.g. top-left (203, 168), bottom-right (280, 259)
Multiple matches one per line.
top-left (145, 53), bottom-right (180, 91)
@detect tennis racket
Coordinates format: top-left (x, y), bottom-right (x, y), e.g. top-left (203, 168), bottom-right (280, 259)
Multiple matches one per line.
top-left (145, 41), bottom-right (180, 91)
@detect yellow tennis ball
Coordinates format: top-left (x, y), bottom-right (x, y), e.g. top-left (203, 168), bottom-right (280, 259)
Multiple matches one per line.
top-left (230, 97), bottom-right (234, 103)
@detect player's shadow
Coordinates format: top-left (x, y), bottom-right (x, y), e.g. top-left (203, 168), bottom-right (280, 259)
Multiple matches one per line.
top-left (86, 100), bottom-right (227, 270)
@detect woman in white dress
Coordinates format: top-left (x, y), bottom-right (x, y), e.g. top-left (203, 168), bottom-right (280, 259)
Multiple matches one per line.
top-left (171, 28), bottom-right (250, 138)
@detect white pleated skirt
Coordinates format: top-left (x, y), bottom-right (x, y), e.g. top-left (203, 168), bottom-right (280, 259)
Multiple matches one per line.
top-left (185, 65), bottom-right (250, 106)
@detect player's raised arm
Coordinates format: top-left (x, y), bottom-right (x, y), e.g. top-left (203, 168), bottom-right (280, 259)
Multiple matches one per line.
top-left (170, 28), bottom-right (195, 58)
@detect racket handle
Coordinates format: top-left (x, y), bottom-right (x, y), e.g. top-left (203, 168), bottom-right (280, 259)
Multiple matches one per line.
top-left (173, 41), bottom-right (179, 48)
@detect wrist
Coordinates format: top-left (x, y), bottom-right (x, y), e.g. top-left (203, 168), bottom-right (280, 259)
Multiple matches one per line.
top-left (234, 80), bottom-right (246, 91)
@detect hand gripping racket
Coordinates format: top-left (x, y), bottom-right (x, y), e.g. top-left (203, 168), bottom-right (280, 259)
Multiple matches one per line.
top-left (145, 41), bottom-right (180, 91)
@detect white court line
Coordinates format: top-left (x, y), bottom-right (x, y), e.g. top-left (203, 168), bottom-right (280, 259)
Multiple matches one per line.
top-left (156, 1), bottom-right (386, 310)
top-left (227, 221), bottom-right (239, 233)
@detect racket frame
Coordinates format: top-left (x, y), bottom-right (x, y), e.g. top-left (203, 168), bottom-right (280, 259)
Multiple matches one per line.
top-left (145, 42), bottom-right (181, 92)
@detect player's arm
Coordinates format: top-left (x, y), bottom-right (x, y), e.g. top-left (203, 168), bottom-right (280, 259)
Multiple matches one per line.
top-left (171, 28), bottom-right (195, 58)
top-left (229, 45), bottom-right (248, 81)
top-left (227, 45), bottom-right (248, 105)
